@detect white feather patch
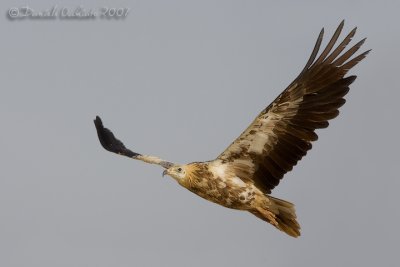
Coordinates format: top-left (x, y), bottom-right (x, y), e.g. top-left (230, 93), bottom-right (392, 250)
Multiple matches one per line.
top-left (248, 132), bottom-right (269, 154)
top-left (209, 161), bottom-right (227, 178)
top-left (231, 177), bottom-right (247, 187)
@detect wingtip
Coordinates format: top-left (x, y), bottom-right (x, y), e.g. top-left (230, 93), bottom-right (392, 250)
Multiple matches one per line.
top-left (94, 116), bottom-right (104, 129)
top-left (343, 75), bottom-right (357, 85)
top-left (358, 37), bottom-right (367, 46)
top-left (337, 20), bottom-right (345, 32)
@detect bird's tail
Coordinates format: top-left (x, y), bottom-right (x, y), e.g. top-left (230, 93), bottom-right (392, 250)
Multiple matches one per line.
top-left (251, 196), bottom-right (301, 237)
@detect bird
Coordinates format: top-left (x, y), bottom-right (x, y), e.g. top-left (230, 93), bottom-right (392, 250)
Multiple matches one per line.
top-left (94, 21), bottom-right (369, 237)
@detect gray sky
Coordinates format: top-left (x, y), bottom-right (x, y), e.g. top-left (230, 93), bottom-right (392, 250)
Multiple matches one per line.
top-left (1, 1), bottom-right (399, 266)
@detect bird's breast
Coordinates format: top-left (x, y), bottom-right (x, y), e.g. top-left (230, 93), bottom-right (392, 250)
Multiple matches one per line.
top-left (185, 172), bottom-right (257, 210)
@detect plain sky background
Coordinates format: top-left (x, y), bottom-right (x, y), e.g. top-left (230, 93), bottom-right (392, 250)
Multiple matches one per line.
top-left (1, 1), bottom-right (399, 266)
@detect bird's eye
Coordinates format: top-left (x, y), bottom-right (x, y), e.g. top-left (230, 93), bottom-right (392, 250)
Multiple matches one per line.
top-left (177, 167), bottom-right (182, 172)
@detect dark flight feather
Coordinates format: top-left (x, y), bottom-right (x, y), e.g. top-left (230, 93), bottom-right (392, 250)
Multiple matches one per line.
top-left (94, 116), bottom-right (141, 158)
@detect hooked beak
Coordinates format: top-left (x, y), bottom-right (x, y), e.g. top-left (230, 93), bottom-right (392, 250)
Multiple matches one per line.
top-left (162, 169), bottom-right (168, 177)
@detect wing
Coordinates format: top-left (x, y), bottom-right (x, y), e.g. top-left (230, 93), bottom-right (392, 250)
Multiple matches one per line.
top-left (217, 21), bottom-right (370, 194)
top-left (94, 116), bottom-right (174, 169)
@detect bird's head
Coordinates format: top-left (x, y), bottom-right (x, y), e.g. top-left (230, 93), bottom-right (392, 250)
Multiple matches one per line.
top-left (162, 165), bottom-right (187, 183)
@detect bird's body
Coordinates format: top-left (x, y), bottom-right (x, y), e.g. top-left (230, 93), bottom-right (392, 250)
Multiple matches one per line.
top-left (176, 161), bottom-right (258, 210)
top-left (168, 161), bottom-right (300, 236)
top-left (94, 21), bottom-right (369, 237)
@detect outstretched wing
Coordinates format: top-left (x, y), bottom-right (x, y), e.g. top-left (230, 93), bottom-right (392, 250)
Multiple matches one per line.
top-left (217, 21), bottom-right (370, 194)
top-left (94, 116), bottom-right (174, 169)
top-left (94, 116), bottom-right (141, 158)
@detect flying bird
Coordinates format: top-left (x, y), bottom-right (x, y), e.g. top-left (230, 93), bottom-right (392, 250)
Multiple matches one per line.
top-left (94, 21), bottom-right (369, 237)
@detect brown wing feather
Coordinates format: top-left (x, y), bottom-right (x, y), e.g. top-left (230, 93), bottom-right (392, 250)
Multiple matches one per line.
top-left (217, 22), bottom-right (369, 194)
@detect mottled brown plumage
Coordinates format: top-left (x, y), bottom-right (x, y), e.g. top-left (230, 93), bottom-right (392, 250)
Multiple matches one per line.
top-left (94, 21), bottom-right (369, 237)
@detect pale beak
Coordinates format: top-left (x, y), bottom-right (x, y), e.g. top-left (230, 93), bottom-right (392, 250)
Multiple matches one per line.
top-left (162, 169), bottom-right (168, 177)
